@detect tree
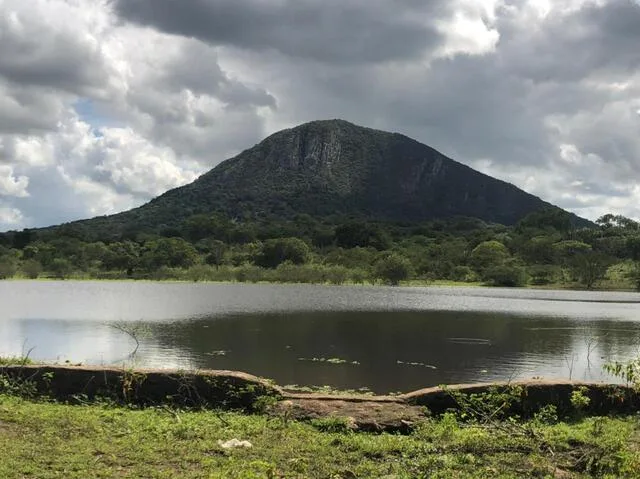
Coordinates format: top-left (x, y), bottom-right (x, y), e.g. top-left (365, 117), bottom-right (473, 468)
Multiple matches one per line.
top-left (553, 240), bottom-right (592, 260)
top-left (596, 214), bottom-right (639, 232)
top-left (528, 265), bottom-right (558, 285)
top-left (204, 240), bottom-right (227, 268)
top-left (520, 236), bottom-right (557, 264)
top-left (142, 238), bottom-right (199, 271)
top-left (80, 242), bottom-right (109, 270)
top-left (625, 236), bottom-right (640, 291)
top-left (568, 251), bottom-right (611, 289)
top-left (516, 208), bottom-right (573, 234)
top-left (12, 229), bottom-right (35, 249)
top-left (49, 258), bottom-right (73, 279)
top-left (625, 236), bottom-right (640, 261)
top-left (311, 227), bottom-right (335, 248)
top-left (483, 265), bottom-right (527, 287)
top-left (470, 240), bottom-right (509, 272)
top-left (183, 214), bottom-right (232, 242)
top-left (23, 241), bottom-right (56, 269)
top-left (324, 247), bottom-right (376, 269)
top-left (0, 257), bottom-right (17, 279)
top-left (21, 259), bottom-right (43, 279)
top-left (102, 241), bottom-right (141, 273)
top-left (255, 238), bottom-right (309, 268)
top-left (450, 265), bottom-right (477, 283)
top-left (373, 254), bottom-right (412, 286)
top-left (335, 222), bottom-right (391, 250)
top-left (626, 263), bottom-right (640, 292)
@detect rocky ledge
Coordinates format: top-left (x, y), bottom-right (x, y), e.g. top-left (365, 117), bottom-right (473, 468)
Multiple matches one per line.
top-left (2, 365), bottom-right (638, 432)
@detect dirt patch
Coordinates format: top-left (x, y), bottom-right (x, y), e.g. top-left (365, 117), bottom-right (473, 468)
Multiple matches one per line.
top-left (271, 398), bottom-right (425, 433)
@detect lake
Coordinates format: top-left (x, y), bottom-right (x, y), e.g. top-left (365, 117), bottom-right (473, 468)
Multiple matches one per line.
top-left (2, 281), bottom-right (640, 393)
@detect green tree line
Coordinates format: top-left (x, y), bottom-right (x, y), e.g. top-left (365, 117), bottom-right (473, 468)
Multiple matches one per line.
top-left (1, 209), bottom-right (640, 289)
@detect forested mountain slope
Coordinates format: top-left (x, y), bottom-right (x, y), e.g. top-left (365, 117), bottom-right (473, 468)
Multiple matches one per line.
top-left (36, 119), bottom-right (588, 239)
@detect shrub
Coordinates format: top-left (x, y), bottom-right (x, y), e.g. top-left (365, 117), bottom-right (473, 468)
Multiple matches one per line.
top-left (528, 265), bottom-right (558, 285)
top-left (271, 263), bottom-right (324, 283)
top-left (150, 266), bottom-right (182, 280)
top-left (49, 258), bottom-right (73, 279)
top-left (348, 268), bottom-right (369, 284)
top-left (482, 265), bottom-right (527, 287)
top-left (373, 254), bottom-right (412, 286)
top-left (325, 266), bottom-right (349, 285)
top-left (184, 264), bottom-right (216, 282)
top-left (20, 259), bottom-right (43, 279)
top-left (450, 265), bottom-right (478, 283)
top-left (0, 258), bottom-right (17, 279)
top-left (234, 264), bottom-right (265, 283)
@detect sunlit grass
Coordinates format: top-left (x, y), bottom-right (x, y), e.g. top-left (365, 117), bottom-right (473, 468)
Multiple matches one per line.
top-left (1, 394), bottom-right (639, 478)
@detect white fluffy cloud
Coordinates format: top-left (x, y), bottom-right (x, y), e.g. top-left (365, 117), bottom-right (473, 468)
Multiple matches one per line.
top-left (0, 165), bottom-right (28, 198)
top-left (1, 0), bottom-right (640, 230)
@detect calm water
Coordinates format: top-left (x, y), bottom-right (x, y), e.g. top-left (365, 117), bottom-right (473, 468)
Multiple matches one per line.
top-left (2, 281), bottom-right (640, 393)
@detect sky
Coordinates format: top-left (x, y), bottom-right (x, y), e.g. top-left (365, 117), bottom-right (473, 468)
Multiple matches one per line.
top-left (0, 0), bottom-right (639, 231)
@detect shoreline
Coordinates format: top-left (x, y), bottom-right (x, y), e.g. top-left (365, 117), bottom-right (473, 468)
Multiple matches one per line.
top-left (2, 276), bottom-right (638, 293)
top-left (3, 364), bottom-right (639, 425)
top-left (4, 363), bottom-right (640, 476)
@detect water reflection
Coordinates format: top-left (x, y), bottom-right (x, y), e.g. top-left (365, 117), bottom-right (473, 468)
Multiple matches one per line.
top-left (1, 281), bottom-right (640, 393)
top-left (145, 311), bottom-right (640, 392)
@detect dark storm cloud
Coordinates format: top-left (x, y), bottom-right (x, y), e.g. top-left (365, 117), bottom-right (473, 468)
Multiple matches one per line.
top-left (113, 0), bottom-right (447, 63)
top-left (0, 82), bottom-right (68, 134)
top-left (498, 1), bottom-right (640, 83)
top-left (0, 10), bottom-right (110, 96)
top-left (160, 41), bottom-right (276, 107)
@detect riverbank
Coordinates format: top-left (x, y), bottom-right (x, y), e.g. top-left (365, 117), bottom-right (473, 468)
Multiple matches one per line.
top-left (3, 364), bottom-right (640, 477)
top-left (3, 275), bottom-right (638, 293)
top-left (3, 364), bottom-right (640, 425)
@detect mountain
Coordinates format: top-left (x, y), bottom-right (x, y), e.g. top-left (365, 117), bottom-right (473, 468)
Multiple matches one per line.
top-left (43, 119), bottom-right (588, 237)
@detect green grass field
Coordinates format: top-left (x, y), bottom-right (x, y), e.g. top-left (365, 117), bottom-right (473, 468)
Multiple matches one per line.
top-left (1, 394), bottom-right (639, 478)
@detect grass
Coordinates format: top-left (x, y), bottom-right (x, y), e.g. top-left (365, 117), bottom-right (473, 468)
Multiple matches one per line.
top-left (1, 394), bottom-right (639, 478)
top-left (0, 356), bottom-right (34, 366)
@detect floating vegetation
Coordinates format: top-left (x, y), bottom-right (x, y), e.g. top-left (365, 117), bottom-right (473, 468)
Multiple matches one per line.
top-left (396, 360), bottom-right (437, 369)
top-left (447, 337), bottom-right (492, 345)
top-left (205, 350), bottom-right (229, 356)
top-left (282, 384), bottom-right (374, 396)
top-left (297, 357), bottom-right (360, 365)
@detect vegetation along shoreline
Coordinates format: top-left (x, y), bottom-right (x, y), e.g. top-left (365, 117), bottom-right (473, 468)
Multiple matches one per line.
top-left (3, 210), bottom-right (640, 292)
top-left (2, 361), bottom-right (640, 477)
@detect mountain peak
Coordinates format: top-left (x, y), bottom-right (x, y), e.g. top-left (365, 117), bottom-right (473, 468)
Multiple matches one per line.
top-left (264, 119), bottom-right (395, 144)
top-left (40, 120), bottom-right (589, 237)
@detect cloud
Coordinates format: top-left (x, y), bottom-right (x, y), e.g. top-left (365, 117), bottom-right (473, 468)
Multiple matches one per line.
top-left (0, 80), bottom-right (70, 134)
top-left (0, 204), bottom-right (23, 229)
top-left (0, 0), bottom-right (273, 227)
top-left (112, 0), bottom-right (449, 64)
top-left (0, 0), bottom-right (112, 95)
top-left (3, 115), bottom-right (202, 227)
top-left (0, 165), bottom-right (28, 197)
top-left (1, 0), bottom-right (640, 229)
top-left (208, 0), bottom-right (640, 221)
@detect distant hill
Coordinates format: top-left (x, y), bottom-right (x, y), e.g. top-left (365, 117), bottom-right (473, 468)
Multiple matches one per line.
top-left (39, 119), bottom-right (590, 238)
